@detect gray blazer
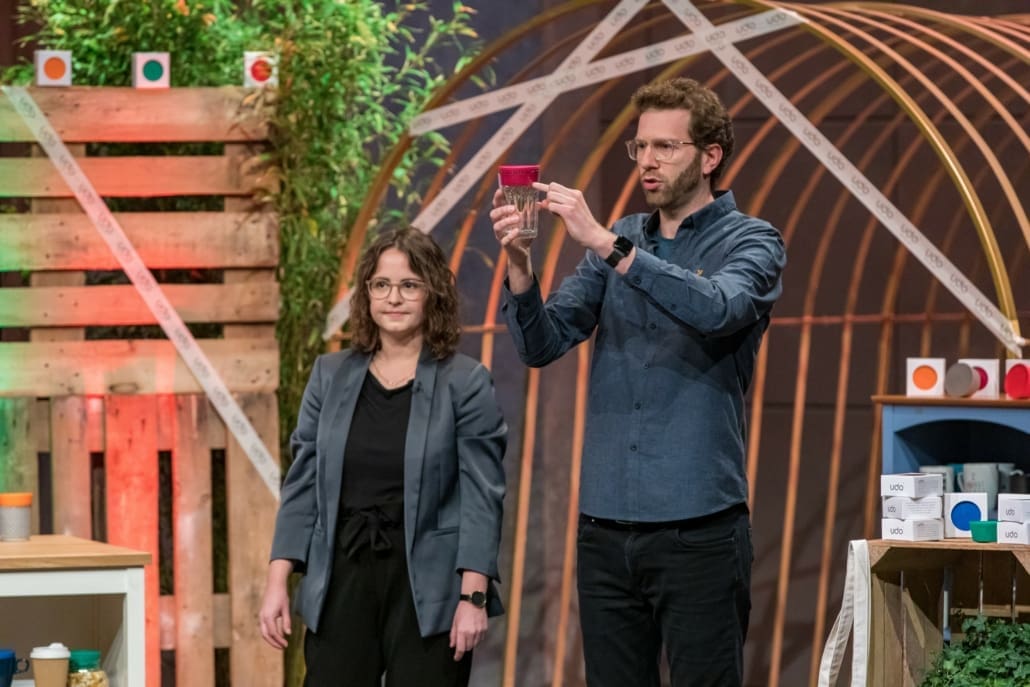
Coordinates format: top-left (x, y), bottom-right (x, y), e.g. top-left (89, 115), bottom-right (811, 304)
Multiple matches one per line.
top-left (270, 347), bottom-right (507, 636)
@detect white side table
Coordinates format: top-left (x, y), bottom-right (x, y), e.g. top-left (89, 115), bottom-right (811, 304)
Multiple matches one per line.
top-left (0, 535), bottom-right (150, 687)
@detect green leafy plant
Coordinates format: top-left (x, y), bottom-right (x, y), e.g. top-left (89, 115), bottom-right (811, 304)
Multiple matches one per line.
top-left (920, 616), bottom-right (1030, 687)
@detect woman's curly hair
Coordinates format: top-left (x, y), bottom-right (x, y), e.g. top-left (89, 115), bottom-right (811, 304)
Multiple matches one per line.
top-left (349, 226), bottom-right (460, 359)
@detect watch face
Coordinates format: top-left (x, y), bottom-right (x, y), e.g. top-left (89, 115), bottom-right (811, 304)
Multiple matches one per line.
top-left (469, 591), bottom-right (487, 608)
top-left (613, 235), bottom-right (634, 253)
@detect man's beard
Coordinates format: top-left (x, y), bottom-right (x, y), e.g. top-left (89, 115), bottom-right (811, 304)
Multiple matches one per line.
top-left (642, 152), bottom-right (703, 213)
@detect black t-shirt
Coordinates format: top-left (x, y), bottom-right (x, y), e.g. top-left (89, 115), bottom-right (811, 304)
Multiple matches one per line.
top-left (339, 372), bottom-right (412, 510)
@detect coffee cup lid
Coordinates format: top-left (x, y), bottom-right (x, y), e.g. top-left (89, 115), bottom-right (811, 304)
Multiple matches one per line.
top-left (31, 642), bottom-right (70, 659)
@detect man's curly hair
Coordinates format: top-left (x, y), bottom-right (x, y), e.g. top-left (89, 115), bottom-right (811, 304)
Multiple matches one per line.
top-left (631, 77), bottom-right (735, 184)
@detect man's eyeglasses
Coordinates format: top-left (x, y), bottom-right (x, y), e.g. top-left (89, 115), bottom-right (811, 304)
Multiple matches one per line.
top-left (625, 139), bottom-right (697, 162)
top-left (366, 278), bottom-right (426, 301)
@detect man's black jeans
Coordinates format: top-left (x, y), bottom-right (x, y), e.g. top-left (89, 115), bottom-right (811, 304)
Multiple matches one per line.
top-left (576, 503), bottom-right (752, 687)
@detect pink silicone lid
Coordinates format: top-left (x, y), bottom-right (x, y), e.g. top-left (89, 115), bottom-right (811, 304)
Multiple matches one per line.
top-left (498, 165), bottom-right (539, 186)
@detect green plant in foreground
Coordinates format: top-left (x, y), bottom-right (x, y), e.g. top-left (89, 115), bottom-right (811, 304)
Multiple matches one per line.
top-left (920, 616), bottom-right (1030, 687)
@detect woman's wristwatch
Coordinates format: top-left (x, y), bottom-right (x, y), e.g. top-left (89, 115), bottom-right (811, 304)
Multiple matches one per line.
top-left (459, 591), bottom-right (487, 608)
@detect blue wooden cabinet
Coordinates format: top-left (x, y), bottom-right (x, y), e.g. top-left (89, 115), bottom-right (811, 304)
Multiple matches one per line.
top-left (875, 395), bottom-right (1030, 474)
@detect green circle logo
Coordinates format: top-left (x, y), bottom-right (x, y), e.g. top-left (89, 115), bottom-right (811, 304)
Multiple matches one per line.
top-left (142, 59), bottom-right (164, 81)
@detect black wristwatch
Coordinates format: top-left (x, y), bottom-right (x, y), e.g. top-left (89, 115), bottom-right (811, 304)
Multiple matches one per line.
top-left (603, 235), bottom-right (634, 268)
top-left (459, 591), bottom-right (488, 609)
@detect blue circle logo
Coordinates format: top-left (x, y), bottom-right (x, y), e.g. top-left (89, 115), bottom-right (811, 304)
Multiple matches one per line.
top-left (950, 501), bottom-right (981, 531)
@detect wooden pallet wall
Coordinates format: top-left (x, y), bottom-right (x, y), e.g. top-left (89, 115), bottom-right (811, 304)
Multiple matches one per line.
top-left (0, 86), bottom-right (282, 687)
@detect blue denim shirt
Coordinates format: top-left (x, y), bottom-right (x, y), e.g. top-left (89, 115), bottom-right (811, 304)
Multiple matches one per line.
top-left (503, 191), bottom-right (786, 521)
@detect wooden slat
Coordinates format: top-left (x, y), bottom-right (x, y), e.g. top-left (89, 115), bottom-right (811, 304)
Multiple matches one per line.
top-left (0, 212), bottom-right (279, 270)
top-left (30, 145), bottom-right (87, 342)
top-left (0, 156), bottom-right (275, 198)
top-left (227, 393), bottom-right (282, 687)
top-left (173, 394), bottom-right (216, 684)
top-left (0, 282), bottom-right (279, 327)
top-left (49, 396), bottom-right (102, 538)
top-left (0, 397), bottom-right (39, 533)
top-left (104, 394), bottom-right (160, 686)
top-left (160, 592), bottom-right (231, 650)
top-left (223, 164), bottom-right (278, 340)
top-left (0, 87), bottom-right (270, 143)
top-left (0, 338), bottom-right (278, 396)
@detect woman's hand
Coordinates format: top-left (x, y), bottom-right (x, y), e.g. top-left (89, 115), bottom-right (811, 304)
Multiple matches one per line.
top-left (259, 559), bottom-right (295, 649)
top-left (449, 599), bottom-right (488, 661)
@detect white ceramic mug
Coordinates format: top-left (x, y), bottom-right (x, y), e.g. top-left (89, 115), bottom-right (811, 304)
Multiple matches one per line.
top-left (958, 462), bottom-right (1000, 513)
top-left (918, 465), bottom-right (955, 493)
top-left (998, 463), bottom-right (1017, 491)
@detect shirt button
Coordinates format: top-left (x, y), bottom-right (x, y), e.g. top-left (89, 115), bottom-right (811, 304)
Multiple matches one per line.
top-left (633, 276), bottom-right (641, 284)
top-left (649, 323), bottom-right (656, 330)
top-left (643, 363), bottom-right (650, 369)
top-left (634, 402), bottom-right (641, 410)
top-left (630, 444), bottom-right (638, 452)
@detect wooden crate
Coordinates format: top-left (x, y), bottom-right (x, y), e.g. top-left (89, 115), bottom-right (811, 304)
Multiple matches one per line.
top-left (867, 539), bottom-right (1030, 687)
top-left (0, 87), bottom-right (282, 687)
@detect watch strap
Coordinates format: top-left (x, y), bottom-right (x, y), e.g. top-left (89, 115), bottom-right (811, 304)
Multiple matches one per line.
top-left (604, 235), bottom-right (634, 268)
top-left (459, 591), bottom-right (487, 608)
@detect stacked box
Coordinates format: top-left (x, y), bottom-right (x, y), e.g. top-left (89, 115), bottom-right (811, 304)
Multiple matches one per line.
top-left (997, 494), bottom-right (1030, 544)
top-left (880, 473), bottom-right (944, 541)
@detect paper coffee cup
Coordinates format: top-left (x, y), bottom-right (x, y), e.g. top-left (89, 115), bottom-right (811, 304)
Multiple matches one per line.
top-left (30, 643), bottom-right (70, 687)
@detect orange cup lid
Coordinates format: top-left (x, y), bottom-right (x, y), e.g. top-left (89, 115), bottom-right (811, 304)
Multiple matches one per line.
top-left (0, 492), bottom-right (33, 507)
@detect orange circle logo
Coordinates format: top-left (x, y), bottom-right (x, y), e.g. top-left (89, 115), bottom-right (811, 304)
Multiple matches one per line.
top-left (44, 56), bottom-right (67, 80)
top-left (912, 365), bottom-right (937, 390)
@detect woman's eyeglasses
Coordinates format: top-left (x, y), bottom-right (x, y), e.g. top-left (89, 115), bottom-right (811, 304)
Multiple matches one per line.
top-left (366, 278), bottom-right (426, 300)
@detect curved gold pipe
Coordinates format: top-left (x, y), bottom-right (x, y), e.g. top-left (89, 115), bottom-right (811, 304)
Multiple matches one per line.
top-left (823, 5), bottom-right (1030, 247)
top-left (848, 6), bottom-right (1030, 104)
top-left (776, 1), bottom-right (1022, 335)
top-left (853, 9), bottom-right (1030, 147)
top-left (920, 82), bottom-right (1024, 355)
top-left (967, 15), bottom-right (1030, 47)
top-left (847, 3), bottom-right (1030, 65)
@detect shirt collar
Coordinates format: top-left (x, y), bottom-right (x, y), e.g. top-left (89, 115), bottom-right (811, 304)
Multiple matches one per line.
top-left (643, 190), bottom-right (738, 239)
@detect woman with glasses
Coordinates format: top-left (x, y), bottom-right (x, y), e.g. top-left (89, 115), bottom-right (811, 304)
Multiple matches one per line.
top-left (259, 227), bottom-right (508, 687)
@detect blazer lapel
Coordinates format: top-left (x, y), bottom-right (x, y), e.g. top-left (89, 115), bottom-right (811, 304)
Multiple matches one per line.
top-left (320, 351), bottom-right (371, 544)
top-left (404, 347), bottom-right (438, 556)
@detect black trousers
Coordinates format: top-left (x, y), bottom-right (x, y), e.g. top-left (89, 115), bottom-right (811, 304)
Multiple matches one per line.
top-left (304, 523), bottom-right (471, 687)
top-left (576, 503), bottom-right (752, 687)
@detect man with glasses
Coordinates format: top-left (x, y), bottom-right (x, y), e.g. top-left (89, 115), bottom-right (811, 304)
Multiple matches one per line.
top-left (490, 77), bottom-right (785, 686)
